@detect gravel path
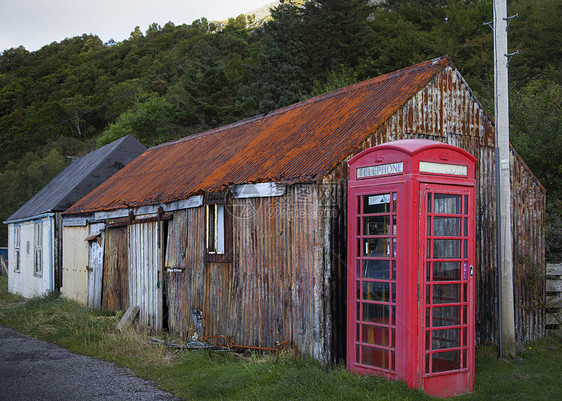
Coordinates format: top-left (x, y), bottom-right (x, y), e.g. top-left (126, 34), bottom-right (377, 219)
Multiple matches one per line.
top-left (0, 325), bottom-right (181, 400)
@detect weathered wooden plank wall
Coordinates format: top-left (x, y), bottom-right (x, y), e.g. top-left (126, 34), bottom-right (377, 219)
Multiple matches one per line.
top-left (102, 226), bottom-right (128, 312)
top-left (164, 210), bottom-right (189, 335)
top-left (61, 225), bottom-right (89, 304)
top-left (87, 223), bottom-right (105, 308)
top-left (165, 208), bottom-right (205, 337)
top-left (546, 264), bottom-right (562, 336)
top-left (129, 221), bottom-right (162, 330)
top-left (203, 261), bottom-right (234, 337)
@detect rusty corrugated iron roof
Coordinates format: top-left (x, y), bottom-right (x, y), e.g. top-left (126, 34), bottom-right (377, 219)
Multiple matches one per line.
top-left (65, 57), bottom-right (453, 214)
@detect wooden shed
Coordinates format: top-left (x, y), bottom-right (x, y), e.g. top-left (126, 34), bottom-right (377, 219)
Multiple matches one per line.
top-left (62, 57), bottom-right (545, 363)
top-left (3, 135), bottom-right (145, 300)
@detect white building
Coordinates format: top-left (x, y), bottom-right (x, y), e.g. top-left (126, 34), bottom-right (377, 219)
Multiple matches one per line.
top-left (4, 135), bottom-right (145, 298)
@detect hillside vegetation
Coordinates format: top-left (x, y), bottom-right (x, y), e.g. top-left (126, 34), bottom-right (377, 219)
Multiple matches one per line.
top-left (1, 0), bottom-right (560, 259)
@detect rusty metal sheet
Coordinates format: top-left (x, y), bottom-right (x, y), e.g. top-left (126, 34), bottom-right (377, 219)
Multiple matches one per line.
top-left (65, 57), bottom-right (457, 215)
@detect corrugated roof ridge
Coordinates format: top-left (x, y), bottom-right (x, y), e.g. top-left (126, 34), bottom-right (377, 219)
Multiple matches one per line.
top-left (4, 135), bottom-right (137, 222)
top-left (149, 57), bottom-right (450, 152)
top-left (312, 57), bottom-right (453, 181)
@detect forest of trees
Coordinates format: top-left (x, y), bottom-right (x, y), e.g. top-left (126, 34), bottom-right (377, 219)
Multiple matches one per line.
top-left (0, 0), bottom-right (560, 260)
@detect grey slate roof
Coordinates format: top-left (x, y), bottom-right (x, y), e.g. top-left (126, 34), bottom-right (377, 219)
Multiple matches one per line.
top-left (4, 135), bottom-right (146, 223)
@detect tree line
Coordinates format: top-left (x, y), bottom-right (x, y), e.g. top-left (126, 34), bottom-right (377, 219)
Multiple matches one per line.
top-left (0, 0), bottom-right (560, 259)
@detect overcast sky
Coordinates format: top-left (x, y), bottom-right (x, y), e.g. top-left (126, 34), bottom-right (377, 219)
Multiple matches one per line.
top-left (0, 0), bottom-right (274, 52)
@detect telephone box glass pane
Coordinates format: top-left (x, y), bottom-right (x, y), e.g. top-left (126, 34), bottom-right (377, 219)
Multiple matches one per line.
top-left (432, 328), bottom-right (461, 349)
top-left (433, 306), bottom-right (461, 326)
top-left (364, 215), bottom-right (390, 235)
top-left (364, 238), bottom-right (390, 257)
top-left (433, 217), bottom-right (462, 236)
top-left (363, 303), bottom-right (389, 324)
top-left (434, 194), bottom-right (462, 214)
top-left (433, 239), bottom-right (461, 258)
top-left (433, 284), bottom-right (461, 304)
top-left (433, 261), bottom-right (461, 280)
top-left (362, 325), bottom-right (389, 346)
top-left (432, 351), bottom-right (461, 372)
top-left (363, 194), bottom-right (390, 214)
top-left (362, 346), bottom-right (389, 369)
top-left (364, 260), bottom-right (389, 279)
top-left (363, 282), bottom-right (390, 302)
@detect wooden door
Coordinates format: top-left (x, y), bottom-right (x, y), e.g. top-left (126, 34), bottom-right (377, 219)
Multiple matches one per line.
top-left (347, 185), bottom-right (401, 378)
top-left (419, 183), bottom-right (475, 396)
top-left (128, 221), bottom-right (163, 331)
top-left (101, 226), bottom-right (129, 312)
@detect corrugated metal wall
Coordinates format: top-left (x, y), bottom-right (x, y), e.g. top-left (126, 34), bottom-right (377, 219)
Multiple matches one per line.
top-left (231, 185), bottom-right (330, 362)
top-left (511, 152), bottom-right (546, 341)
top-left (103, 66), bottom-right (544, 360)
top-left (339, 66), bottom-right (545, 344)
top-left (162, 186), bottom-right (334, 363)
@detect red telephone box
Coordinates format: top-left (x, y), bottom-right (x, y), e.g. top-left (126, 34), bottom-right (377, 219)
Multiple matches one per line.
top-left (347, 139), bottom-right (476, 397)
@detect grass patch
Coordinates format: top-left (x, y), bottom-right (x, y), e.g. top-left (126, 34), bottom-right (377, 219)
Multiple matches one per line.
top-left (0, 277), bottom-right (560, 401)
top-left (0, 274), bottom-right (23, 304)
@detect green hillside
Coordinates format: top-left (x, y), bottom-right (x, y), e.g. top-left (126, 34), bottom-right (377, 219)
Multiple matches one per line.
top-left (1, 0), bottom-right (560, 259)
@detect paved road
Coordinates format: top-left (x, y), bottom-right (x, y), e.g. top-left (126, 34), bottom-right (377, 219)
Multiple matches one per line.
top-left (0, 325), bottom-right (181, 400)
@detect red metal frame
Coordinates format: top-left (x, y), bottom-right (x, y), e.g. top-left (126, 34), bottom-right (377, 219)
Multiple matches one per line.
top-left (348, 139), bottom-right (476, 397)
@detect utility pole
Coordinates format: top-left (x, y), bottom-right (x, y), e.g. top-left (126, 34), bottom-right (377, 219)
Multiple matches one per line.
top-left (491, 0), bottom-right (518, 358)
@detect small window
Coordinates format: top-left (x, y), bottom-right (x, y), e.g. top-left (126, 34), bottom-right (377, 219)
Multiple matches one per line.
top-left (205, 193), bottom-right (232, 262)
top-left (14, 226), bottom-right (21, 272)
top-left (34, 222), bottom-right (42, 276)
top-left (207, 204), bottom-right (225, 254)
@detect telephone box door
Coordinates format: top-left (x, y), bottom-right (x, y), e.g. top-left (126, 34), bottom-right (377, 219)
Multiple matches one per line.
top-left (419, 183), bottom-right (475, 396)
top-left (348, 185), bottom-right (401, 378)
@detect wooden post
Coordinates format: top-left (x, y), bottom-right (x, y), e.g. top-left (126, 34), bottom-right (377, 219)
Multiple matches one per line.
top-left (493, 0), bottom-right (516, 358)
